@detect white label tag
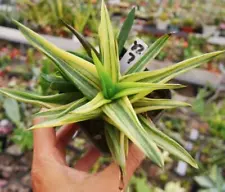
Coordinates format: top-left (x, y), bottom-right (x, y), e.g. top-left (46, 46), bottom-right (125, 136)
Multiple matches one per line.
top-left (175, 161), bottom-right (188, 176)
top-left (185, 141), bottom-right (193, 151)
top-left (120, 38), bottom-right (148, 74)
top-left (189, 129), bottom-right (199, 141)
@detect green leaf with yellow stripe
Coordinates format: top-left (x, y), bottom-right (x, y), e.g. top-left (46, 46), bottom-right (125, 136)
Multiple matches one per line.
top-left (105, 123), bottom-right (126, 172)
top-left (99, 0), bottom-right (120, 83)
top-left (139, 115), bottom-right (198, 168)
top-left (30, 108), bottom-right (102, 129)
top-left (122, 51), bottom-right (225, 83)
top-left (13, 20), bottom-right (100, 99)
top-left (103, 97), bottom-right (164, 167)
top-left (0, 88), bottom-right (81, 108)
top-left (133, 98), bottom-right (190, 114)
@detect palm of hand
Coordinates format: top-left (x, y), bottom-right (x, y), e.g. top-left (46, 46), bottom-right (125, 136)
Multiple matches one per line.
top-left (32, 118), bottom-right (144, 192)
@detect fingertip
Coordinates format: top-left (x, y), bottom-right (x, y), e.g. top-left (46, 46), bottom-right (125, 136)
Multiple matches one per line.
top-left (99, 144), bottom-right (145, 186)
top-left (32, 116), bottom-right (45, 125)
top-left (32, 114), bottom-right (56, 152)
top-left (126, 144), bottom-right (145, 175)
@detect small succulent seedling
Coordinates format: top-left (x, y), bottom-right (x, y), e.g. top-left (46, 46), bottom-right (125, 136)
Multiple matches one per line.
top-left (0, 0), bottom-right (224, 183)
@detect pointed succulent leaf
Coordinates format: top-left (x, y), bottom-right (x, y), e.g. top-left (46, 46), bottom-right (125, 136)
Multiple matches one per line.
top-left (92, 50), bottom-right (116, 99)
top-left (67, 51), bottom-right (93, 63)
top-left (124, 135), bottom-right (129, 157)
top-left (34, 105), bottom-right (69, 118)
top-left (125, 34), bottom-right (170, 74)
top-left (57, 97), bottom-right (88, 117)
top-left (72, 92), bottom-right (110, 114)
top-left (33, 98), bottom-right (83, 118)
top-left (3, 98), bottom-right (21, 124)
top-left (30, 109), bottom-right (102, 129)
top-left (40, 73), bottom-right (77, 92)
top-left (117, 7), bottom-right (136, 55)
top-left (34, 97), bottom-right (89, 118)
top-left (0, 88), bottom-right (81, 108)
top-left (133, 98), bottom-right (191, 108)
top-left (139, 115), bottom-right (198, 168)
top-left (194, 176), bottom-right (215, 188)
top-left (105, 123), bottom-right (126, 172)
top-left (99, 0), bottom-right (120, 82)
top-left (13, 20), bottom-right (100, 99)
top-left (113, 82), bottom-right (184, 100)
top-left (61, 19), bottom-right (99, 58)
top-left (125, 51), bottom-right (225, 103)
top-left (122, 51), bottom-right (225, 83)
top-left (47, 0), bottom-right (63, 18)
top-left (103, 97), bottom-right (164, 167)
top-left (133, 98), bottom-right (190, 114)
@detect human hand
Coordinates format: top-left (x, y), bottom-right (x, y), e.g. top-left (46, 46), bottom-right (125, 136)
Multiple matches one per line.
top-left (32, 117), bottom-right (145, 192)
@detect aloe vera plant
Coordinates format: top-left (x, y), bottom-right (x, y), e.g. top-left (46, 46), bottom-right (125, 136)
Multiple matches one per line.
top-left (0, 0), bottom-right (224, 179)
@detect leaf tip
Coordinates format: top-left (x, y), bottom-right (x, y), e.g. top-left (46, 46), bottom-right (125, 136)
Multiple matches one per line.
top-left (159, 159), bottom-right (165, 168)
top-left (192, 162), bottom-right (199, 169)
top-left (186, 103), bottom-right (192, 107)
top-left (28, 126), bottom-right (35, 131)
top-left (130, 6), bottom-right (136, 13)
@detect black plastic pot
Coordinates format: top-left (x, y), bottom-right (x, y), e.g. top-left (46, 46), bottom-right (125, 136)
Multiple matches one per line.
top-left (80, 89), bottom-right (171, 155)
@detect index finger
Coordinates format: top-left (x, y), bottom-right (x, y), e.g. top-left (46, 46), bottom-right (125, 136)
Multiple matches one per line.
top-left (33, 117), bottom-right (56, 153)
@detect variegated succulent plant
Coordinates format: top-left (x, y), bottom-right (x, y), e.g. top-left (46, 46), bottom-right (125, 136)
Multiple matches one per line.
top-left (0, 1), bottom-right (224, 174)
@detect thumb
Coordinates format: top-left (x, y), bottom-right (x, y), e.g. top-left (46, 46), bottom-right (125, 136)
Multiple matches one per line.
top-left (124, 144), bottom-right (145, 183)
top-left (100, 144), bottom-right (145, 186)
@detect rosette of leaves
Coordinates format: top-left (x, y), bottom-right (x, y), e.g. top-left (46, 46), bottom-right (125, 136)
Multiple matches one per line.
top-left (0, 1), bottom-right (224, 176)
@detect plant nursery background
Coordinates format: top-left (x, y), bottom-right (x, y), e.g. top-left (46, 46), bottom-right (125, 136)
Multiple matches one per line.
top-left (0, 0), bottom-right (225, 191)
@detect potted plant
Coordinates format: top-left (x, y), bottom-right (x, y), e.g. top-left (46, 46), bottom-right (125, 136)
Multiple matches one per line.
top-left (194, 165), bottom-right (225, 192)
top-left (193, 21), bottom-right (203, 34)
top-left (181, 17), bottom-right (195, 33)
top-left (168, 17), bottom-right (180, 32)
top-left (71, 0), bottom-right (94, 35)
top-left (0, 1), bottom-right (224, 188)
top-left (156, 12), bottom-right (170, 30)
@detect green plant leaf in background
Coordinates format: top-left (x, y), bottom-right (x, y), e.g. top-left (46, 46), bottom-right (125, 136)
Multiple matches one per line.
top-left (194, 165), bottom-right (225, 192)
top-left (130, 176), bottom-right (150, 192)
top-left (11, 127), bottom-right (33, 151)
top-left (3, 98), bottom-right (21, 125)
